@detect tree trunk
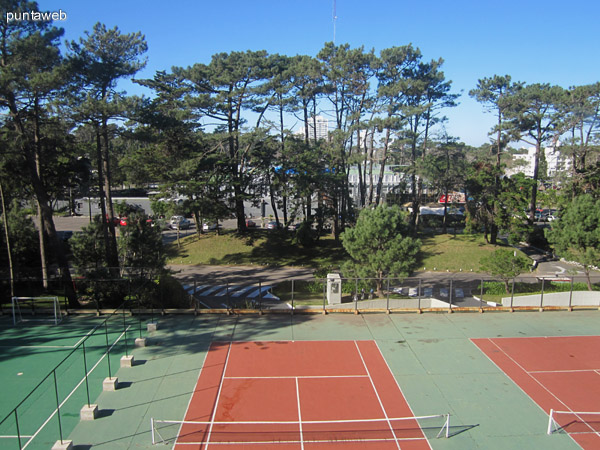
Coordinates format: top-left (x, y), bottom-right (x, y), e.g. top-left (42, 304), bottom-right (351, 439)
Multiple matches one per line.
top-left (36, 199), bottom-right (49, 288)
top-left (101, 116), bottom-right (120, 272)
top-left (529, 140), bottom-right (541, 224)
top-left (7, 94), bottom-right (77, 308)
top-left (33, 102), bottom-right (49, 288)
top-left (0, 180), bottom-right (15, 299)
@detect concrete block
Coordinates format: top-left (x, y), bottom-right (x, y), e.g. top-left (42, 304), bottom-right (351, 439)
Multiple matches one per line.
top-left (147, 322), bottom-right (157, 332)
top-left (51, 440), bottom-right (73, 450)
top-left (103, 377), bottom-right (118, 391)
top-left (120, 355), bottom-right (134, 368)
top-left (80, 404), bottom-right (98, 421)
top-left (135, 337), bottom-right (147, 347)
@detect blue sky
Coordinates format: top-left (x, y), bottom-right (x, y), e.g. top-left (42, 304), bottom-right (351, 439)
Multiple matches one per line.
top-left (36, 0), bottom-right (600, 146)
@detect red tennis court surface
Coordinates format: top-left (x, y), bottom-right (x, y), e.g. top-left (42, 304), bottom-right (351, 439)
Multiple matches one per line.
top-left (174, 340), bottom-right (434, 449)
top-left (473, 336), bottom-right (600, 449)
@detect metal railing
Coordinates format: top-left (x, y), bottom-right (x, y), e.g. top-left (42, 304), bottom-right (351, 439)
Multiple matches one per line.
top-left (187, 275), bottom-right (600, 314)
top-left (0, 301), bottom-right (146, 449)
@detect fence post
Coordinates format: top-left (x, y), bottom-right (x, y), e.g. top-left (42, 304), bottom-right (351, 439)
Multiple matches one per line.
top-left (418, 278), bottom-right (422, 313)
top-left (83, 342), bottom-right (91, 407)
top-left (14, 409), bottom-right (22, 449)
top-left (259, 279), bottom-right (263, 314)
top-left (568, 277), bottom-right (574, 311)
top-left (448, 279), bottom-right (453, 313)
top-left (122, 304), bottom-right (128, 358)
top-left (291, 279), bottom-right (294, 315)
top-left (354, 278), bottom-right (358, 312)
top-left (510, 277), bottom-right (515, 312)
top-left (104, 321), bottom-right (112, 379)
top-left (386, 278), bottom-right (390, 313)
top-left (322, 279), bottom-right (326, 314)
top-left (53, 370), bottom-right (65, 445)
top-left (540, 278), bottom-right (545, 312)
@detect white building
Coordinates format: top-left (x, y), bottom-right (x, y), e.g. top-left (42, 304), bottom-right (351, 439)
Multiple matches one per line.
top-left (294, 115), bottom-right (329, 141)
top-left (506, 145), bottom-right (571, 178)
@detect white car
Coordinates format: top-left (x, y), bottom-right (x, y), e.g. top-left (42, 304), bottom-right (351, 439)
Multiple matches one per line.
top-left (169, 215), bottom-right (191, 230)
top-left (202, 222), bottom-right (220, 231)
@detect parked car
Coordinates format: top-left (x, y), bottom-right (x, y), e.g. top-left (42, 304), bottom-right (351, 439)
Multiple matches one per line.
top-left (170, 215), bottom-right (191, 230)
top-left (245, 219), bottom-right (257, 228)
top-left (202, 222), bottom-right (220, 231)
top-left (266, 221), bottom-right (282, 230)
top-left (287, 223), bottom-right (302, 231)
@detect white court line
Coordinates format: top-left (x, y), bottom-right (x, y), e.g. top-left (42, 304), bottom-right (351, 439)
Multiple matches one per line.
top-left (354, 341), bottom-right (402, 450)
top-left (223, 375), bottom-right (369, 380)
top-left (0, 321), bottom-right (107, 349)
top-left (372, 340), bottom-right (432, 448)
top-left (72, 322), bottom-right (104, 348)
top-left (204, 342), bottom-right (233, 449)
top-left (22, 326), bottom-right (131, 449)
top-left (296, 377), bottom-right (304, 450)
top-left (172, 437), bottom-right (425, 445)
top-left (529, 368), bottom-right (600, 374)
top-left (485, 338), bottom-right (599, 437)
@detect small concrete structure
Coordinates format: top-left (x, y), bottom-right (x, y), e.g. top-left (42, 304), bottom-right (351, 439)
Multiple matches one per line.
top-left (120, 355), bottom-right (134, 368)
top-left (147, 322), bottom-right (157, 332)
top-left (326, 273), bottom-right (342, 305)
top-left (103, 377), bottom-right (118, 391)
top-left (51, 440), bottom-right (73, 450)
top-left (80, 404), bottom-right (98, 421)
top-left (135, 337), bottom-right (147, 347)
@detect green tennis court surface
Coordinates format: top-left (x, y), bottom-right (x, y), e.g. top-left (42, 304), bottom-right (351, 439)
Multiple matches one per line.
top-left (0, 312), bottom-right (146, 449)
top-left (2, 311), bottom-right (598, 449)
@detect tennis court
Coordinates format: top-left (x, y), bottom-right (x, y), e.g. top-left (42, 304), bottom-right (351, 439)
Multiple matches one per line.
top-left (0, 310), bottom-right (145, 450)
top-left (3, 310), bottom-right (598, 449)
top-left (473, 335), bottom-right (600, 449)
top-left (152, 340), bottom-right (448, 448)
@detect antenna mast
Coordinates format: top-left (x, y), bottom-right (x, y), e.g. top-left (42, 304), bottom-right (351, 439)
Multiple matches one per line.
top-left (333, 0), bottom-right (337, 44)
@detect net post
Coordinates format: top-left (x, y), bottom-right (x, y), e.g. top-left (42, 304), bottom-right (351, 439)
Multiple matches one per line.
top-left (436, 413), bottom-right (450, 438)
top-left (547, 409), bottom-right (554, 435)
top-left (151, 418), bottom-right (155, 444)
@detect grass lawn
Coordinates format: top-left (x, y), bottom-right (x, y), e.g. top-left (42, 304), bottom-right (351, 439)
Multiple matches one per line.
top-left (418, 233), bottom-right (516, 272)
top-left (166, 229), bottom-right (348, 268)
top-left (166, 230), bottom-right (518, 274)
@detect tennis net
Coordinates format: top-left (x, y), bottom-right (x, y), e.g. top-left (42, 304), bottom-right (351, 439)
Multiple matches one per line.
top-left (152, 414), bottom-right (450, 446)
top-left (547, 409), bottom-right (600, 435)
